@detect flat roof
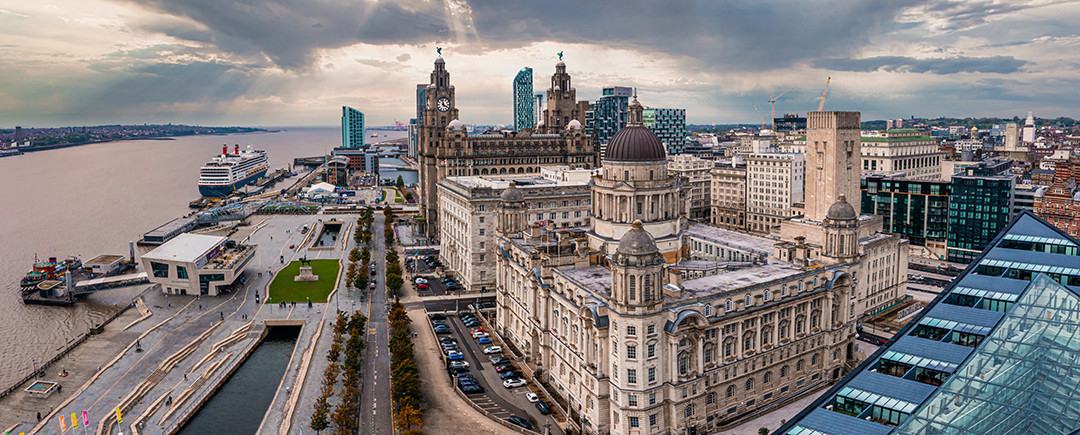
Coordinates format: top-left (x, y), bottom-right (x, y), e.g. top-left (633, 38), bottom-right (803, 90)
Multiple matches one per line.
top-left (685, 223), bottom-right (775, 256)
top-left (85, 254), bottom-right (125, 266)
top-left (144, 217), bottom-right (196, 238)
top-left (142, 234), bottom-right (226, 262)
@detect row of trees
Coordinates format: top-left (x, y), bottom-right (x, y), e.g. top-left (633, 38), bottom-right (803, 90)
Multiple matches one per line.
top-left (311, 310), bottom-right (368, 434)
top-left (388, 301), bottom-right (423, 434)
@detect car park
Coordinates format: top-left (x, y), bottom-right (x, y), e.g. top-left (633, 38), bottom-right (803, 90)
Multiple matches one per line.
top-left (535, 401), bottom-right (552, 415)
top-left (500, 370), bottom-right (523, 380)
top-left (482, 346), bottom-right (502, 354)
top-left (503, 378), bottom-right (527, 388)
top-left (490, 356), bottom-right (510, 366)
top-left (526, 392), bottom-right (539, 403)
top-left (477, 337), bottom-right (492, 345)
top-left (506, 416), bottom-right (533, 430)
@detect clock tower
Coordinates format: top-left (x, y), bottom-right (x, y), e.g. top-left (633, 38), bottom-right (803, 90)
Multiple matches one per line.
top-left (419, 54), bottom-right (458, 239)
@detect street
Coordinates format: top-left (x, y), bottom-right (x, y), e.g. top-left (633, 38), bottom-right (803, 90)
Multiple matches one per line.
top-left (360, 212), bottom-right (393, 435)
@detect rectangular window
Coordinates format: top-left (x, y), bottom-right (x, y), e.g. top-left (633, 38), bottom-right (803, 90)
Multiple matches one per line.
top-left (649, 392), bottom-right (657, 405)
top-left (648, 324), bottom-right (655, 335)
top-left (648, 344), bottom-right (655, 358)
top-left (627, 369), bottom-right (637, 384)
top-left (478, 216), bottom-right (485, 224)
top-left (479, 229), bottom-right (485, 236)
top-left (628, 394), bottom-right (638, 407)
top-left (150, 261), bottom-right (169, 278)
top-left (627, 346), bottom-right (637, 359)
top-left (176, 265), bottom-right (188, 280)
top-left (648, 367), bottom-right (656, 383)
top-left (649, 414), bottom-right (657, 426)
top-left (629, 417), bottom-right (639, 428)
top-left (627, 326), bottom-right (637, 336)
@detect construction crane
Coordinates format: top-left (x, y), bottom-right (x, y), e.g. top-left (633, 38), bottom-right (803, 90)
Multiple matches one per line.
top-left (767, 89), bottom-right (790, 130)
top-left (817, 76), bottom-right (831, 111)
top-left (753, 103), bottom-right (765, 130)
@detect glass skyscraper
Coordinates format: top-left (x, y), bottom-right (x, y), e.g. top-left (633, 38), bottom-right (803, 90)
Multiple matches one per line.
top-left (513, 67), bottom-right (534, 131)
top-left (643, 107), bottom-right (688, 155)
top-left (341, 106), bottom-right (365, 149)
top-left (586, 86), bottom-right (632, 145)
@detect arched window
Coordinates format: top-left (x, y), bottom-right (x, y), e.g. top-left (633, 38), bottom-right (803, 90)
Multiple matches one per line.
top-left (706, 392), bottom-right (716, 405)
top-left (811, 354), bottom-right (819, 365)
top-left (813, 277), bottom-right (819, 287)
top-left (764, 290), bottom-right (772, 301)
top-left (745, 378), bottom-right (754, 391)
top-left (628, 275), bottom-right (637, 301)
top-left (743, 334), bottom-right (753, 352)
top-left (685, 404), bottom-right (695, 417)
top-left (726, 385), bottom-right (735, 398)
top-left (780, 365), bottom-right (788, 378)
top-left (797, 359), bottom-right (804, 371)
top-left (725, 299), bottom-right (733, 311)
top-left (798, 281), bottom-right (804, 292)
top-left (763, 371), bottom-right (772, 384)
top-left (745, 294), bottom-right (752, 306)
top-left (780, 284), bottom-right (787, 297)
top-left (644, 274), bottom-right (654, 302)
top-left (703, 304), bottom-right (712, 316)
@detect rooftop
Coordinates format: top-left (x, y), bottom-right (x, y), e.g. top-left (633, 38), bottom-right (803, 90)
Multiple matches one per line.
top-left (678, 259), bottom-right (803, 301)
top-left (685, 223), bottom-right (775, 257)
top-left (557, 265), bottom-right (612, 299)
top-left (142, 234), bottom-right (226, 262)
top-left (860, 136), bottom-right (936, 143)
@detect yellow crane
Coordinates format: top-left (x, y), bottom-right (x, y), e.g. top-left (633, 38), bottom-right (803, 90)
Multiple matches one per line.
top-left (817, 76), bottom-right (831, 111)
top-left (768, 89), bottom-right (789, 130)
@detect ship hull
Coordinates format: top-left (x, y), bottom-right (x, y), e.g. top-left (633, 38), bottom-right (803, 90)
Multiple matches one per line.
top-left (198, 168), bottom-right (268, 197)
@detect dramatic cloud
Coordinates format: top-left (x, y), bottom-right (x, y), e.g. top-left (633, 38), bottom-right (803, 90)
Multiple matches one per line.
top-left (0, 0), bottom-right (1078, 126)
top-left (814, 55), bottom-right (1028, 74)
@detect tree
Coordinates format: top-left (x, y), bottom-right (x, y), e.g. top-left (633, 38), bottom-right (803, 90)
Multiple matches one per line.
top-left (310, 394), bottom-right (331, 434)
top-left (759, 428), bottom-right (769, 435)
top-left (404, 191), bottom-right (413, 201)
top-left (396, 175), bottom-right (405, 188)
top-left (349, 248), bottom-right (361, 262)
top-left (393, 403), bottom-right (424, 432)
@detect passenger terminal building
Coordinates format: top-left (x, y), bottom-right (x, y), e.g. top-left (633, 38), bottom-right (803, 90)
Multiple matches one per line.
top-left (492, 109), bottom-right (908, 434)
top-left (141, 233), bottom-right (255, 296)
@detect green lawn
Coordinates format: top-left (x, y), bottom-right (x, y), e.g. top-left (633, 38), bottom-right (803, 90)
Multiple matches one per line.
top-left (267, 259), bottom-right (340, 303)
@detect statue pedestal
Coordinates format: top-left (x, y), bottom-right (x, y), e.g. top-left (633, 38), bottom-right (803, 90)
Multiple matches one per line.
top-left (294, 266), bottom-right (319, 282)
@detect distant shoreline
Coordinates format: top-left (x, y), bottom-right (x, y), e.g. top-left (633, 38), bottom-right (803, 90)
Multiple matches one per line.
top-left (14, 129), bottom-right (276, 153)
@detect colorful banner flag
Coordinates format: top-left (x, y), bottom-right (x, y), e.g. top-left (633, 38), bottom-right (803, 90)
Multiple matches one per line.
top-left (58, 415), bottom-right (67, 432)
top-left (115, 407), bottom-right (122, 423)
top-left (71, 413), bottom-right (78, 429)
top-left (83, 410), bottom-right (89, 426)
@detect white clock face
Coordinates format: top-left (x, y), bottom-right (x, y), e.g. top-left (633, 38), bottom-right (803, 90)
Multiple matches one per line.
top-left (437, 97), bottom-right (450, 112)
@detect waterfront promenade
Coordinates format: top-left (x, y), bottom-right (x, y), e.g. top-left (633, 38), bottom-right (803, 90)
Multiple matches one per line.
top-left (0, 214), bottom-right (349, 435)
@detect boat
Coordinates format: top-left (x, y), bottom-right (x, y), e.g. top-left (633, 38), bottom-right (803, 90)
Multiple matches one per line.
top-left (371, 132), bottom-right (379, 138)
top-left (20, 256), bottom-right (82, 288)
top-left (198, 144), bottom-right (269, 197)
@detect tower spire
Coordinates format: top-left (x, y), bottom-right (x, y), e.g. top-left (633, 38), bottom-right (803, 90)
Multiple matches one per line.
top-left (628, 89), bottom-right (644, 127)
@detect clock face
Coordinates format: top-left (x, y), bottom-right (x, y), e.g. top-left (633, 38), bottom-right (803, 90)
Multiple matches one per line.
top-left (437, 97), bottom-right (450, 112)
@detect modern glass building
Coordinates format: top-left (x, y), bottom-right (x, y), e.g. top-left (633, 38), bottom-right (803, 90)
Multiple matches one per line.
top-left (415, 84), bottom-right (426, 124)
top-left (513, 67), bottom-right (534, 131)
top-left (586, 86), bottom-right (632, 145)
top-left (779, 210), bottom-right (1080, 435)
top-left (861, 176), bottom-right (951, 254)
top-left (341, 106), bottom-right (365, 149)
top-left (643, 107), bottom-right (688, 155)
top-left (946, 174), bottom-right (1014, 263)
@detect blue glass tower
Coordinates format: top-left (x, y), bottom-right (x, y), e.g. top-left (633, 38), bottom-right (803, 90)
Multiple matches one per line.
top-left (341, 106), bottom-right (365, 148)
top-left (513, 67), bottom-right (534, 131)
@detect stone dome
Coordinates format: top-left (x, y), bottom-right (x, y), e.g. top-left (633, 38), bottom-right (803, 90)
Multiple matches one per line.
top-left (435, 56), bottom-right (445, 64)
top-left (617, 220), bottom-right (659, 255)
top-left (447, 119), bottom-right (464, 130)
top-left (605, 126), bottom-right (667, 162)
top-left (566, 119), bottom-right (582, 130)
top-left (500, 182), bottom-right (525, 202)
top-left (826, 195), bottom-right (857, 221)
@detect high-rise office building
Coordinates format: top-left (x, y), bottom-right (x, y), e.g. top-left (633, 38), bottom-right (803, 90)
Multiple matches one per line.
top-left (861, 176), bottom-right (951, 258)
top-left (587, 86), bottom-right (633, 146)
top-left (415, 84), bottom-right (426, 124)
top-left (946, 167), bottom-right (1015, 263)
top-left (340, 106), bottom-right (365, 149)
top-left (513, 67), bottom-right (535, 131)
top-left (643, 107), bottom-right (688, 155)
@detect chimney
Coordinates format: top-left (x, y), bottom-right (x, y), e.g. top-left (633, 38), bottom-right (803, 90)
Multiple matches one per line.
top-left (129, 241), bottom-right (135, 263)
top-left (234, 144), bottom-right (240, 154)
top-left (794, 236), bottom-right (810, 267)
top-left (223, 144), bottom-right (228, 156)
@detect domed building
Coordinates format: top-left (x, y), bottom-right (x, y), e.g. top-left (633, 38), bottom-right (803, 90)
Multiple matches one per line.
top-left (589, 92), bottom-right (689, 261)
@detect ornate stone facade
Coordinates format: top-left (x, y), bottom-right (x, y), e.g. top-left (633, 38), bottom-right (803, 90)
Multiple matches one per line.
top-left (418, 56), bottom-right (599, 239)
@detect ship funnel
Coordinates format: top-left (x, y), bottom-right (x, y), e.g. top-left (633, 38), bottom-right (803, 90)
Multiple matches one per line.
top-left (129, 241), bottom-right (135, 263)
top-left (234, 144), bottom-right (240, 154)
top-left (223, 144), bottom-right (228, 156)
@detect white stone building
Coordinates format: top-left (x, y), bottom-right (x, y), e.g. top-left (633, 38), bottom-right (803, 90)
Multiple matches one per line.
top-left (141, 233), bottom-right (255, 296)
top-left (746, 152), bottom-right (805, 233)
top-left (709, 162), bottom-right (747, 231)
top-left (493, 109), bottom-right (907, 434)
top-left (667, 154), bottom-right (713, 221)
top-left (860, 129), bottom-right (942, 180)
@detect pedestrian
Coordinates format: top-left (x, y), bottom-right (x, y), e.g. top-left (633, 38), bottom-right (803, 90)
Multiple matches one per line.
top-left (220, 311), bottom-right (224, 320)
top-left (58, 384), bottom-right (61, 393)
top-left (184, 373), bottom-right (187, 380)
top-left (37, 411), bottom-right (41, 421)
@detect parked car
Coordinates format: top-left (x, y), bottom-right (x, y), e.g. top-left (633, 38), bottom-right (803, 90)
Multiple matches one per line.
top-left (289, 244), bottom-right (295, 249)
top-left (471, 331), bottom-right (489, 338)
top-left (506, 416), bottom-right (533, 430)
top-left (494, 364), bottom-right (515, 373)
top-left (434, 326), bottom-right (451, 334)
top-left (535, 401), bottom-right (552, 415)
top-left (439, 337), bottom-right (456, 343)
top-left (417, 283), bottom-right (429, 290)
top-left (503, 378), bottom-right (527, 388)
top-left (450, 360), bottom-right (470, 369)
top-left (526, 392), bottom-right (539, 403)
top-left (447, 351), bottom-right (464, 361)
top-left (450, 366), bottom-right (469, 373)
top-left (490, 356), bottom-right (511, 365)
top-left (457, 373), bottom-right (474, 379)
top-left (471, 327), bottom-right (485, 333)
top-left (460, 384), bottom-right (485, 394)
top-left (477, 337), bottom-right (492, 345)
top-left (430, 313), bottom-right (447, 321)
top-left (415, 277), bottom-right (428, 285)
top-left (500, 370), bottom-right (523, 379)
top-left (432, 320), bottom-right (446, 326)
top-left (482, 346), bottom-right (502, 355)
top-left (463, 319), bottom-right (480, 327)
top-left (369, 282), bottom-right (376, 289)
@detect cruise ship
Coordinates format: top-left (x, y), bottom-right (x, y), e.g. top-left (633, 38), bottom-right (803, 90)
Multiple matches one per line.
top-left (198, 144), bottom-right (269, 197)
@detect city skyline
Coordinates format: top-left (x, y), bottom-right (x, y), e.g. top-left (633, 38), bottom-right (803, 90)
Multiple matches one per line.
top-left (2, 1), bottom-right (1079, 127)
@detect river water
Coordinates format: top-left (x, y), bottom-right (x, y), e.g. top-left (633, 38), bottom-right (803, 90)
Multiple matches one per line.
top-left (0, 127), bottom-right (406, 388)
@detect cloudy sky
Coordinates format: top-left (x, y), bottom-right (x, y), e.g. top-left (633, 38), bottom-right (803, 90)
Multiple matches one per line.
top-left (1, 0), bottom-right (1078, 128)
